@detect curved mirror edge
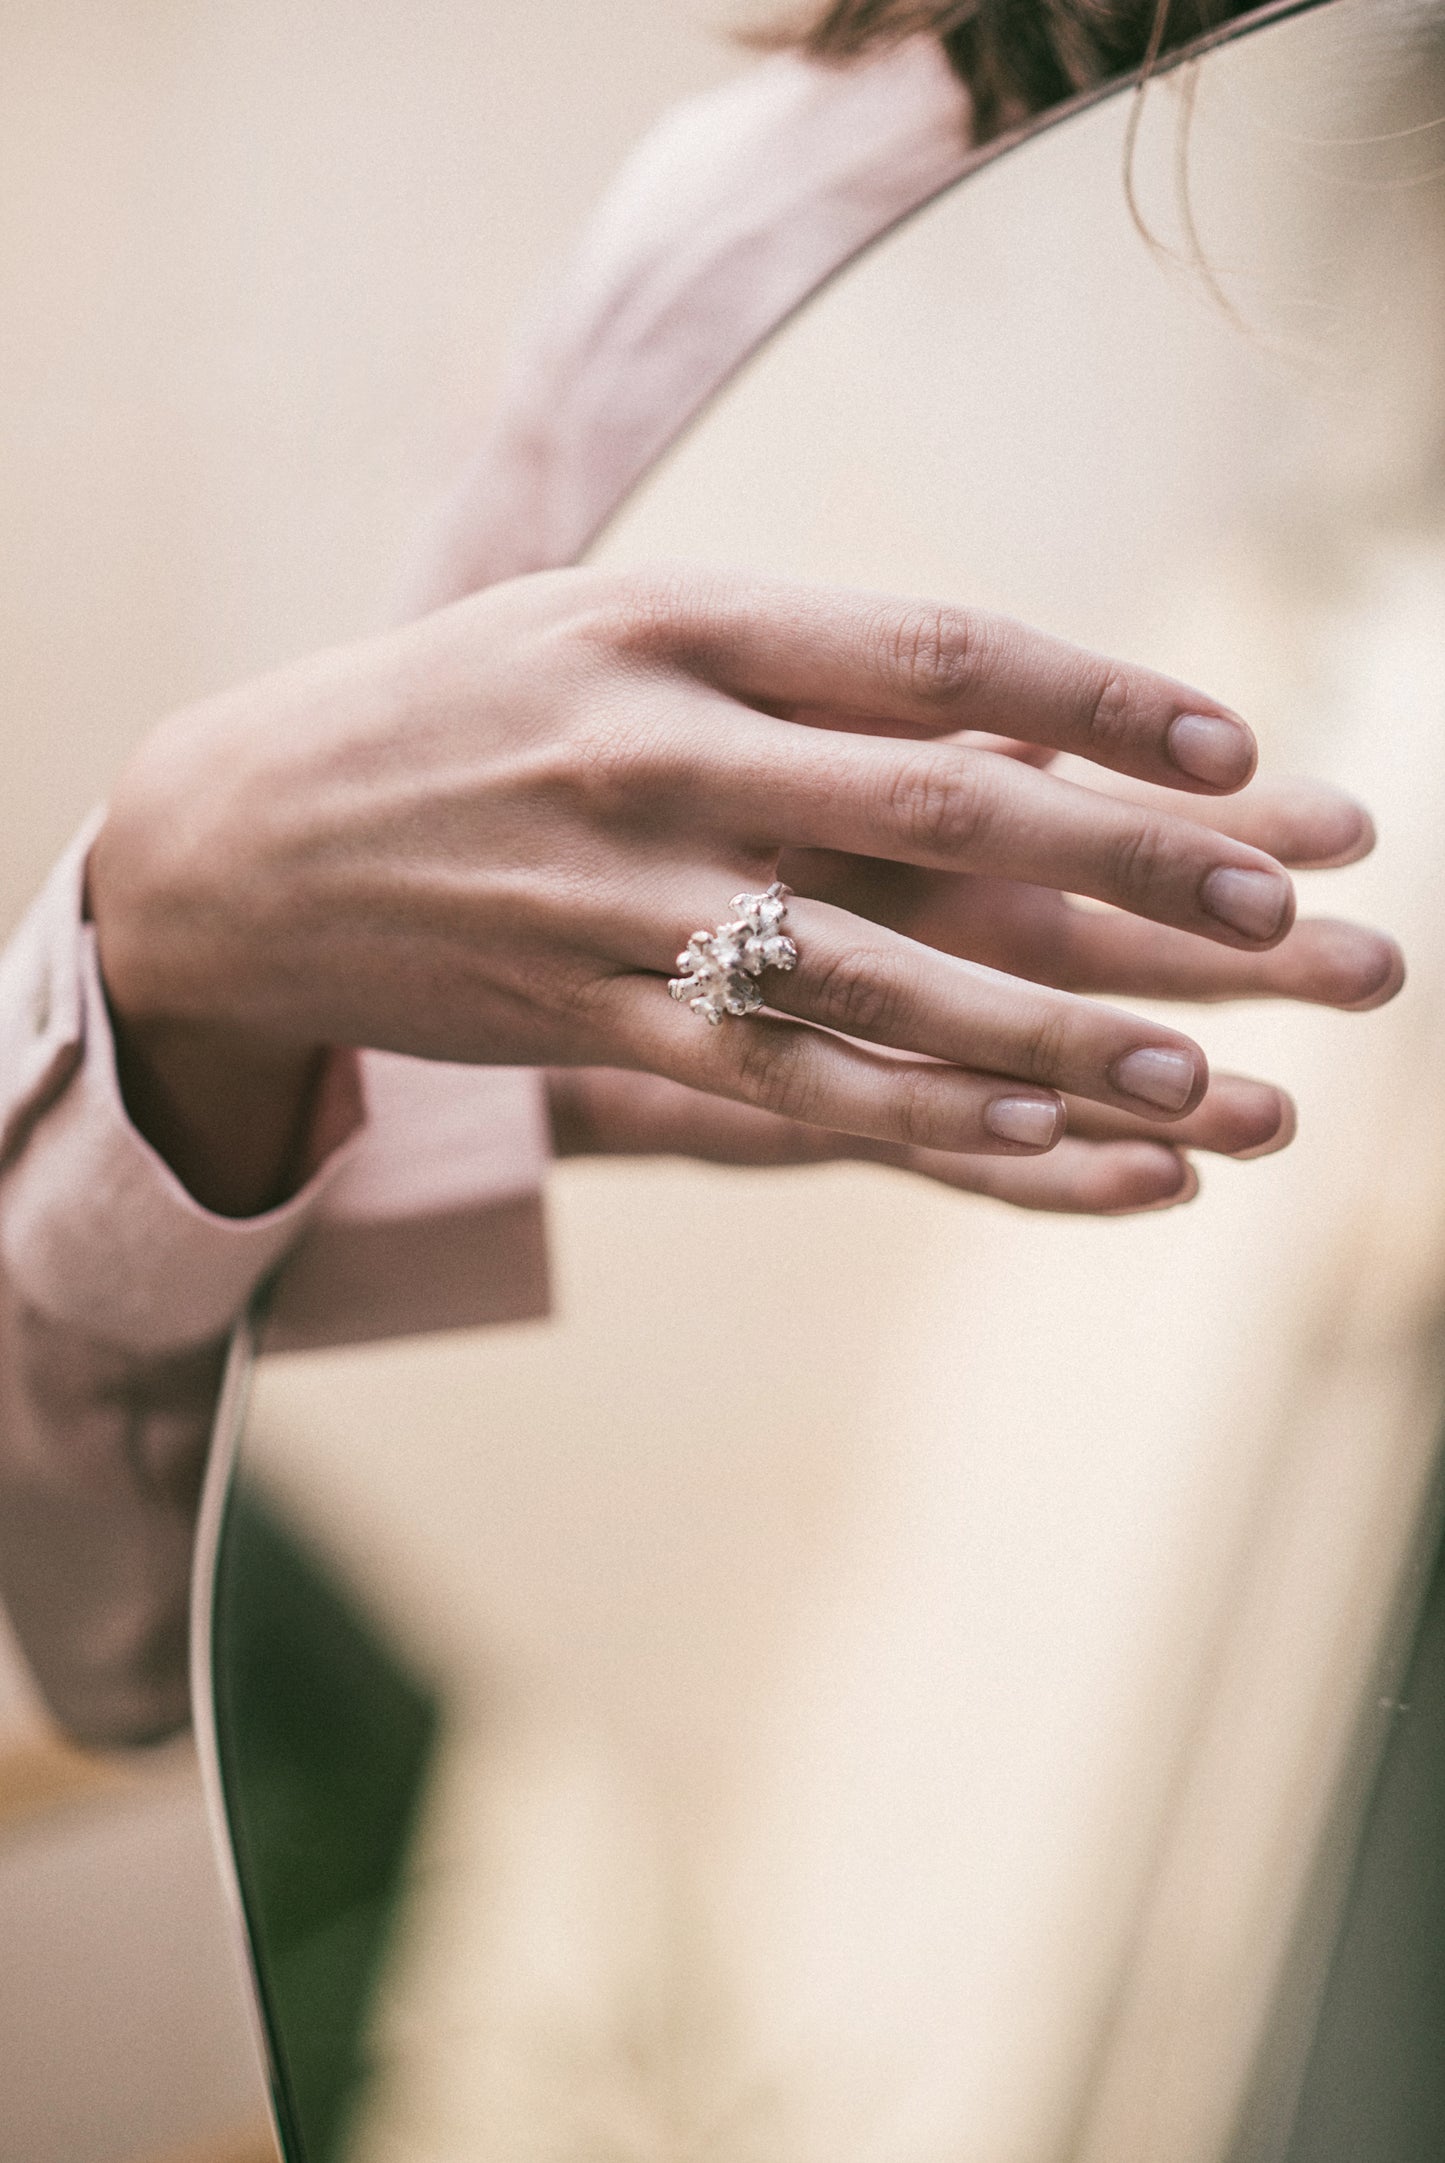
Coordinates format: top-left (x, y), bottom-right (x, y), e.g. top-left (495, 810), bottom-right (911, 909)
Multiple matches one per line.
top-left (196, 1307), bottom-right (439, 2163)
top-left (589, 37), bottom-right (1445, 2160)
top-left (191, 1314), bottom-right (287, 2163)
top-left (574, 0), bottom-right (1337, 575)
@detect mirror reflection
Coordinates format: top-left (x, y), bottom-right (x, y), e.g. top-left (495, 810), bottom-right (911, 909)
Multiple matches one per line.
top-left (202, 5), bottom-right (1445, 2161)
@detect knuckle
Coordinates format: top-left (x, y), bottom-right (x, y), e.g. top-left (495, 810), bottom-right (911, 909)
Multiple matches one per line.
top-left (805, 943), bottom-right (911, 1040)
top-left (887, 752), bottom-right (988, 860)
top-left (1079, 661), bottom-right (1138, 756)
top-left (1105, 813), bottom-right (1176, 903)
top-left (884, 603), bottom-right (983, 709)
top-left (555, 707), bottom-right (699, 821)
top-left (579, 564), bottom-right (734, 678)
top-left (548, 713), bottom-right (644, 819)
top-left (562, 711), bottom-right (636, 795)
top-left (891, 1062), bottom-right (954, 1150)
top-left (730, 1024), bottom-right (815, 1121)
top-left (1015, 1001), bottom-right (1074, 1086)
top-left (564, 963), bottom-right (628, 1030)
top-left (573, 566), bottom-right (693, 665)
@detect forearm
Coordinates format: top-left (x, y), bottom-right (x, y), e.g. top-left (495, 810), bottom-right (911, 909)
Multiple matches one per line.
top-left (84, 711), bottom-right (335, 1217)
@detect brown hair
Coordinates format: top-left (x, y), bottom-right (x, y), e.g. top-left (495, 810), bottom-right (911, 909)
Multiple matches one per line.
top-left (763, 0), bottom-right (1259, 142)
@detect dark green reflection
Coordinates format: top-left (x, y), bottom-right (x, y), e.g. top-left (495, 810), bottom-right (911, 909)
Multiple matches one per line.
top-left (212, 1481), bottom-right (440, 2163)
top-left (1284, 1502), bottom-right (1445, 2161)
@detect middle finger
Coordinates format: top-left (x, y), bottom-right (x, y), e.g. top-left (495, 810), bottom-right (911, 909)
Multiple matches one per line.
top-left (722, 725), bottom-right (1296, 950)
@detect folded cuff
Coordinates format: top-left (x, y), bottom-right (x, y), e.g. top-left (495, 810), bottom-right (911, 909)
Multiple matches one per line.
top-left (263, 1051), bottom-right (552, 1351)
top-left (0, 929), bottom-right (366, 1356)
top-left (0, 814), bottom-right (100, 1172)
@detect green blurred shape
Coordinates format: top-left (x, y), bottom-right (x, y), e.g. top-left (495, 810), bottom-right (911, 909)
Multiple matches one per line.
top-left (1284, 1499), bottom-right (1445, 2161)
top-left (211, 1480), bottom-right (440, 2163)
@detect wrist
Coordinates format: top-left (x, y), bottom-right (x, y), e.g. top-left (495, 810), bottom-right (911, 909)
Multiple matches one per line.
top-left (88, 786), bottom-right (328, 1218)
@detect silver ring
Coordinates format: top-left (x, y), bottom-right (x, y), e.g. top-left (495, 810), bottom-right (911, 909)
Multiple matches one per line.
top-left (668, 881), bottom-right (798, 1025)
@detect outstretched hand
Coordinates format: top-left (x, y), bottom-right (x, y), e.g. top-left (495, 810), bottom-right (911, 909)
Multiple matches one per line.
top-left (89, 566), bottom-right (1402, 1217)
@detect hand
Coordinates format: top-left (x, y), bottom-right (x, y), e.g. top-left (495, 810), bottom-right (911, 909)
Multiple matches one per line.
top-left (88, 567), bottom-right (1400, 1214)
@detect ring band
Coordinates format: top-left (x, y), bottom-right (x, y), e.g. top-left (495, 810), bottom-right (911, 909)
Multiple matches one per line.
top-left (668, 881), bottom-right (798, 1024)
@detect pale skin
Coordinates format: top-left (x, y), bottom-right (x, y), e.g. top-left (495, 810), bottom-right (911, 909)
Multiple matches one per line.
top-left (87, 566), bottom-right (1404, 1220)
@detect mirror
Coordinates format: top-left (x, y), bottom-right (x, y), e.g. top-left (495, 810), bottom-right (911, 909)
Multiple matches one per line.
top-left (203, 3), bottom-right (1445, 2157)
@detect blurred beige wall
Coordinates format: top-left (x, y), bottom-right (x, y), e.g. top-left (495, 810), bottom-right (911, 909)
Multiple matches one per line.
top-left (0, 0), bottom-right (741, 936)
top-left (0, 6), bottom-right (739, 2155)
top-left (0, 0), bottom-right (739, 1702)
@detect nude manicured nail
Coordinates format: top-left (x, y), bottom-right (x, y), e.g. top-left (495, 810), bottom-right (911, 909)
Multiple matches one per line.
top-left (1110, 1046), bottom-right (1198, 1111)
top-left (1168, 712), bottom-right (1255, 787)
top-left (984, 1095), bottom-right (1063, 1148)
top-left (1142, 1151), bottom-right (1198, 1207)
top-left (1342, 935), bottom-right (1405, 1010)
top-left (1200, 865), bottom-right (1291, 941)
top-left (1232, 1093), bottom-right (1297, 1158)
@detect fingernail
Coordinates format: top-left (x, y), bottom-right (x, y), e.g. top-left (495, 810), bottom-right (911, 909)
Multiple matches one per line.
top-left (984, 1095), bottom-right (1063, 1149)
top-left (1314, 800), bottom-right (1373, 866)
top-left (1141, 1151), bottom-right (1198, 1208)
top-left (1233, 1093), bottom-right (1297, 1158)
top-left (1339, 932), bottom-right (1404, 1010)
top-left (1200, 865), bottom-right (1291, 941)
top-left (1168, 712), bottom-right (1255, 788)
top-left (1110, 1046), bottom-right (1199, 1111)
top-left (1106, 1147), bottom-right (1196, 1215)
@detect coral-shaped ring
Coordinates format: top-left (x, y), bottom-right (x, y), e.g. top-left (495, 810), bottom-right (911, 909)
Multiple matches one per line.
top-left (667, 882), bottom-right (799, 1025)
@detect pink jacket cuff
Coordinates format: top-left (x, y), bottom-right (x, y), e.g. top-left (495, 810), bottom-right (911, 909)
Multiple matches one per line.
top-left (0, 820), bottom-right (550, 1358)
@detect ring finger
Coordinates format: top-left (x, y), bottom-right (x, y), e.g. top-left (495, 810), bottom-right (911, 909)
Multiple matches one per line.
top-left (598, 889), bottom-right (1209, 1152)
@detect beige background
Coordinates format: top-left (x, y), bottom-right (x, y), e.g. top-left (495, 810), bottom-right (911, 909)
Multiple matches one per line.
top-left (5, 5), bottom-right (1445, 2162)
top-left (0, 6), bottom-right (738, 2158)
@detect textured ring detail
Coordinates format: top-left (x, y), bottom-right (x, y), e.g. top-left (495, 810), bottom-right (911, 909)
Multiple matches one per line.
top-left (667, 881), bottom-right (799, 1025)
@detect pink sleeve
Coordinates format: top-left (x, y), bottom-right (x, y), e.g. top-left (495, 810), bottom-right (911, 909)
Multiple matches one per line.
top-left (399, 39), bottom-right (970, 609)
top-left (0, 822), bottom-right (550, 1359)
top-left (0, 826), bottom-right (548, 1742)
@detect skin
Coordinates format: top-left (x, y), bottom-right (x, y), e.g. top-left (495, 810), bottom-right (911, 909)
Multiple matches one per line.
top-left (87, 565), bottom-right (1403, 1220)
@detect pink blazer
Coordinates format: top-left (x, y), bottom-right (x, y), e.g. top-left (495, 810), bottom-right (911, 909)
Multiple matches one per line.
top-left (0, 39), bottom-right (973, 1744)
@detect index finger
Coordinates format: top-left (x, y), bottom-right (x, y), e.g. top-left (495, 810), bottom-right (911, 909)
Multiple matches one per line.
top-left (627, 572), bottom-right (1257, 794)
